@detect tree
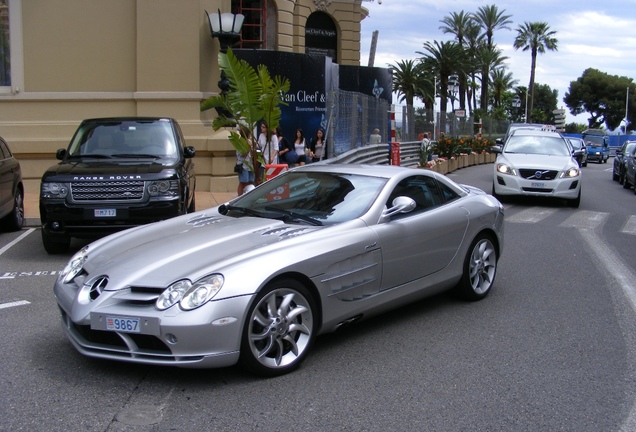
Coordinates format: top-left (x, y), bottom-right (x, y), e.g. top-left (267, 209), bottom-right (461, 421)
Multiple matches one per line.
top-left (490, 67), bottom-right (517, 109)
top-left (513, 22), bottom-right (558, 123)
top-left (417, 40), bottom-right (466, 136)
top-left (529, 83), bottom-right (558, 124)
top-left (201, 48), bottom-right (290, 184)
top-left (472, 4), bottom-right (512, 50)
top-left (474, 45), bottom-right (507, 111)
top-left (564, 68), bottom-right (636, 129)
top-left (439, 11), bottom-right (472, 111)
top-left (390, 59), bottom-right (432, 140)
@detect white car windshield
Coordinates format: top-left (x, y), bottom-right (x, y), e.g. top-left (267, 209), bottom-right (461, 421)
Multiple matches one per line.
top-left (227, 171), bottom-right (388, 225)
top-left (504, 135), bottom-right (570, 156)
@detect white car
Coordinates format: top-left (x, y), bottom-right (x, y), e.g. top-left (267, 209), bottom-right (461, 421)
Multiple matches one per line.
top-left (491, 129), bottom-right (582, 207)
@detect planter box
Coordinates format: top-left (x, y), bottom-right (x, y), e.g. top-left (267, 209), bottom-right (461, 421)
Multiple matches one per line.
top-left (467, 153), bottom-right (476, 166)
top-left (448, 159), bottom-right (458, 172)
top-left (477, 153), bottom-right (485, 164)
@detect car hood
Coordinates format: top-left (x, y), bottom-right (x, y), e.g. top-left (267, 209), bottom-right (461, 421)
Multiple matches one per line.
top-left (500, 153), bottom-right (576, 170)
top-left (42, 159), bottom-right (178, 178)
top-left (81, 210), bottom-right (325, 288)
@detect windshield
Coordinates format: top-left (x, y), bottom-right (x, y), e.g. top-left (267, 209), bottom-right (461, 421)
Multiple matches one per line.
top-left (67, 119), bottom-right (179, 159)
top-left (504, 135), bottom-right (570, 156)
top-left (583, 135), bottom-right (605, 147)
top-left (226, 171), bottom-right (388, 225)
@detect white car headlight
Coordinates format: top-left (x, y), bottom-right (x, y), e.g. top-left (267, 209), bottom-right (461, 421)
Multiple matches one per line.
top-left (59, 246), bottom-right (89, 284)
top-left (156, 279), bottom-right (192, 310)
top-left (496, 163), bottom-right (516, 176)
top-left (561, 167), bottom-right (580, 178)
top-left (180, 274), bottom-right (224, 310)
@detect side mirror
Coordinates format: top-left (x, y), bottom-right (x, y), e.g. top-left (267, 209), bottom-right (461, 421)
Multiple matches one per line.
top-left (490, 145), bottom-right (502, 154)
top-left (184, 146), bottom-right (196, 158)
top-left (382, 196), bottom-right (416, 218)
top-left (56, 148), bottom-right (67, 160)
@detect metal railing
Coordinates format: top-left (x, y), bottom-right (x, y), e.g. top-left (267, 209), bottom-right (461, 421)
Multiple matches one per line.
top-left (324, 141), bottom-right (422, 167)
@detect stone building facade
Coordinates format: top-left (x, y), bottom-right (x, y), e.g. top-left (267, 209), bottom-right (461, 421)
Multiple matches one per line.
top-left (0, 0), bottom-right (368, 195)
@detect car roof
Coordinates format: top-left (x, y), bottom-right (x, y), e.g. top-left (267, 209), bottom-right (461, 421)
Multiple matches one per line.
top-left (80, 117), bottom-right (176, 123)
top-left (293, 163), bottom-right (422, 179)
top-left (509, 128), bottom-right (563, 138)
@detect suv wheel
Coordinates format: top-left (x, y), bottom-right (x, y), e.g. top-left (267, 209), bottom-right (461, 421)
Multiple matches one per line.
top-left (42, 230), bottom-right (71, 254)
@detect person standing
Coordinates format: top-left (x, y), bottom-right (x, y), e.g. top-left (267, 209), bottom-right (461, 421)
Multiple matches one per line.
top-left (309, 127), bottom-right (327, 163)
top-left (421, 132), bottom-right (432, 161)
top-left (292, 128), bottom-right (308, 166)
top-left (370, 128), bottom-right (382, 144)
top-left (235, 147), bottom-right (254, 195)
top-left (258, 121), bottom-right (278, 166)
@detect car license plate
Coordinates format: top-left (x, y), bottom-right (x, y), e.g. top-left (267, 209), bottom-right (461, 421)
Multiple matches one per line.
top-left (106, 316), bottom-right (140, 333)
top-left (530, 182), bottom-right (545, 188)
top-left (95, 209), bottom-right (116, 217)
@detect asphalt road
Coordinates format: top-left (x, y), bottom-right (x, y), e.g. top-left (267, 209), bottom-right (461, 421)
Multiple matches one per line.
top-left (1, 161), bottom-right (635, 432)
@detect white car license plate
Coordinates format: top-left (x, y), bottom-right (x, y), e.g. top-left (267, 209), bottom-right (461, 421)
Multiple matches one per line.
top-left (95, 209), bottom-right (116, 217)
top-left (530, 182), bottom-right (545, 188)
top-left (106, 316), bottom-right (140, 333)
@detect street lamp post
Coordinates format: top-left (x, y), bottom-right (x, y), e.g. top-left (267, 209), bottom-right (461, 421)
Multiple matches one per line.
top-left (448, 74), bottom-right (459, 136)
top-left (206, 9), bottom-right (244, 117)
top-left (511, 95), bottom-right (521, 122)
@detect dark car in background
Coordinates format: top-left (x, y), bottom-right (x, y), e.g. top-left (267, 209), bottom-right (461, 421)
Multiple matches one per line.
top-left (40, 117), bottom-right (196, 254)
top-left (622, 144), bottom-right (636, 193)
top-left (0, 136), bottom-right (25, 231)
top-left (613, 140), bottom-right (636, 184)
top-left (568, 137), bottom-right (588, 167)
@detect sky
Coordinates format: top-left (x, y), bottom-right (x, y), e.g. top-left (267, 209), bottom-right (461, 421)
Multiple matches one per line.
top-left (359, 0), bottom-right (636, 126)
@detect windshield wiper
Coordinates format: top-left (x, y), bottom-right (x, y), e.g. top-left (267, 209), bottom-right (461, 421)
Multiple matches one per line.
top-left (111, 153), bottom-right (159, 159)
top-left (221, 204), bottom-right (266, 218)
top-left (264, 206), bottom-right (323, 226)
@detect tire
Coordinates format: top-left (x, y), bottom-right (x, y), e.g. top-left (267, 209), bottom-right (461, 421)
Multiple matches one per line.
top-left (568, 190), bottom-right (581, 208)
top-left (2, 188), bottom-right (24, 231)
top-left (619, 171), bottom-right (625, 185)
top-left (42, 230), bottom-right (71, 254)
top-left (582, 161), bottom-right (587, 167)
top-left (187, 195), bottom-right (196, 213)
top-left (613, 170), bottom-right (620, 181)
top-left (491, 182), bottom-right (503, 202)
top-left (240, 279), bottom-right (317, 376)
top-left (623, 176), bottom-right (631, 189)
top-left (453, 234), bottom-right (498, 301)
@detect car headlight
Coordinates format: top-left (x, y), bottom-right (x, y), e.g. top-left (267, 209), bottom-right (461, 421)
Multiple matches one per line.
top-left (41, 182), bottom-right (69, 199)
top-left (561, 167), bottom-right (581, 178)
top-left (180, 274), bottom-right (224, 310)
top-left (496, 163), bottom-right (516, 176)
top-left (59, 246), bottom-right (89, 283)
top-left (155, 274), bottom-right (224, 311)
top-left (147, 180), bottom-right (178, 197)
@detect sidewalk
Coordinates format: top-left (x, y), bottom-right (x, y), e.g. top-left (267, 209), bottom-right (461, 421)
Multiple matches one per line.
top-left (23, 191), bottom-right (237, 228)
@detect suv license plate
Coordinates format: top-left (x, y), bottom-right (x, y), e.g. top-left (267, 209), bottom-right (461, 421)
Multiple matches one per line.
top-left (95, 209), bottom-right (116, 217)
top-left (530, 182), bottom-right (545, 188)
top-left (106, 316), bottom-right (140, 333)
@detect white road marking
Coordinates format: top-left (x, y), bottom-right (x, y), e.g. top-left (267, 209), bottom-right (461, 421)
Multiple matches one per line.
top-left (0, 229), bottom-right (35, 256)
top-left (559, 210), bottom-right (610, 230)
top-left (622, 215), bottom-right (636, 235)
top-left (506, 207), bottom-right (557, 223)
top-left (0, 300), bottom-right (30, 310)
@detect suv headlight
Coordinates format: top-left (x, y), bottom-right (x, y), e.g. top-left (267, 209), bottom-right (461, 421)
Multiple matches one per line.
top-left (496, 163), bottom-right (517, 176)
top-left (147, 180), bottom-right (179, 197)
top-left (561, 167), bottom-right (580, 178)
top-left (41, 182), bottom-right (69, 199)
top-left (155, 274), bottom-right (224, 311)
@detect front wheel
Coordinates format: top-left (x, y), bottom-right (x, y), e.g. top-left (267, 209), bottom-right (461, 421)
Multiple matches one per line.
top-left (453, 234), bottom-right (498, 301)
top-left (240, 279), bottom-right (317, 376)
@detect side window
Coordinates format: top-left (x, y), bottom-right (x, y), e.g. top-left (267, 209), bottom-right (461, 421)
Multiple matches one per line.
top-left (438, 181), bottom-right (460, 203)
top-left (386, 175), bottom-right (443, 218)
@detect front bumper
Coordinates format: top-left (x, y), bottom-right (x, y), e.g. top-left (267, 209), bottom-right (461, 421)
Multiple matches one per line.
top-left (55, 279), bottom-right (253, 368)
top-left (494, 174), bottom-right (580, 199)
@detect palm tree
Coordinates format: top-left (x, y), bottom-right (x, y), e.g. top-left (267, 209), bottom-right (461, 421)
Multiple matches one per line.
top-left (390, 59), bottom-right (431, 139)
top-left (513, 22), bottom-right (558, 123)
top-left (417, 40), bottom-right (466, 136)
top-left (439, 11), bottom-right (472, 111)
top-left (463, 21), bottom-right (484, 113)
top-left (201, 48), bottom-right (290, 184)
top-left (474, 45), bottom-right (507, 111)
top-left (472, 4), bottom-right (512, 50)
top-left (490, 67), bottom-right (518, 109)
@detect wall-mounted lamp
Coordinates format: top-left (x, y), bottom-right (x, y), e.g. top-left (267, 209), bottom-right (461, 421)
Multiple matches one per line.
top-left (206, 9), bottom-right (244, 117)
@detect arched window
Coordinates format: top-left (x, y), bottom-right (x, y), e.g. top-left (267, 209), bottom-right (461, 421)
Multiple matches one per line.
top-left (305, 11), bottom-right (337, 62)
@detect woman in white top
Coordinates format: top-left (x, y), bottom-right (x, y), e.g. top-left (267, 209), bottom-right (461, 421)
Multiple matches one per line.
top-left (257, 121), bottom-right (278, 165)
top-left (293, 128), bottom-right (308, 165)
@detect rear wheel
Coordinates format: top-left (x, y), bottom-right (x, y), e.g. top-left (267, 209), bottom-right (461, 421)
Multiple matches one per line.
top-left (42, 230), bottom-right (71, 254)
top-left (2, 188), bottom-right (24, 231)
top-left (240, 279), bottom-right (317, 376)
top-left (623, 175), bottom-right (631, 189)
top-left (454, 234), bottom-right (498, 301)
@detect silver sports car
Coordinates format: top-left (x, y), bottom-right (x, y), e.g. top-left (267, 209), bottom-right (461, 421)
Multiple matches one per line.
top-left (54, 164), bottom-right (504, 376)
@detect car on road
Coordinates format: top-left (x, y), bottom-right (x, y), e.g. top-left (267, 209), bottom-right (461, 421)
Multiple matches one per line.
top-left (582, 128), bottom-right (610, 164)
top-left (0, 136), bottom-right (25, 231)
top-left (39, 117), bottom-right (196, 254)
top-left (568, 137), bottom-right (588, 167)
top-left (491, 128), bottom-right (583, 207)
top-left (53, 164), bottom-right (504, 376)
top-left (613, 140), bottom-right (636, 184)
top-left (622, 144), bottom-right (636, 193)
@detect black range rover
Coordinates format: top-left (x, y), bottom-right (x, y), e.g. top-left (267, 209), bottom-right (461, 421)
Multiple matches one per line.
top-left (40, 117), bottom-right (196, 253)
